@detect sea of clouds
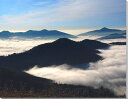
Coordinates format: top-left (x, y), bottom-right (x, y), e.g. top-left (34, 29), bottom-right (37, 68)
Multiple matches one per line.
top-left (26, 45), bottom-right (126, 95)
top-left (0, 36), bottom-right (125, 56)
top-left (0, 36), bottom-right (126, 96)
top-left (0, 38), bottom-right (54, 56)
top-left (0, 36), bottom-right (101, 56)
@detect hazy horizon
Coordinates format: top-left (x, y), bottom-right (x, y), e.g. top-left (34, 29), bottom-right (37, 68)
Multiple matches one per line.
top-left (0, 0), bottom-right (126, 35)
top-left (0, 26), bottom-right (126, 35)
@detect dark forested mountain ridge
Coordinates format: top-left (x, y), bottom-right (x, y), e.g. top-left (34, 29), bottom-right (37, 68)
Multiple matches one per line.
top-left (110, 42), bottom-right (126, 45)
top-left (0, 67), bottom-right (52, 90)
top-left (0, 67), bottom-right (117, 97)
top-left (0, 38), bottom-right (109, 71)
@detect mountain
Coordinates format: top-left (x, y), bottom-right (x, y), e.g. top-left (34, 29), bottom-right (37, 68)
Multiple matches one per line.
top-left (78, 27), bottom-right (125, 36)
top-left (0, 67), bottom-right (116, 97)
top-left (0, 31), bottom-right (12, 38)
top-left (0, 29), bottom-right (77, 39)
top-left (0, 67), bottom-right (52, 90)
top-left (79, 39), bottom-right (109, 49)
top-left (110, 42), bottom-right (126, 45)
top-left (14, 29), bottom-right (77, 39)
top-left (97, 32), bottom-right (126, 40)
top-left (0, 38), bottom-right (109, 71)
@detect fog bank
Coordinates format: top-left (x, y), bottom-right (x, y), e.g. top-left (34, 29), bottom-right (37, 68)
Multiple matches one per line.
top-left (26, 45), bottom-right (126, 95)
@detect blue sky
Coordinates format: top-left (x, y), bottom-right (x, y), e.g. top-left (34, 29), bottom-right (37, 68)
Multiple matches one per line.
top-left (0, 0), bottom-right (126, 34)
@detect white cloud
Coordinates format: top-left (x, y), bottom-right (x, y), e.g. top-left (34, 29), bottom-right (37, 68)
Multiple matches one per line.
top-left (26, 45), bottom-right (126, 96)
top-left (98, 39), bottom-right (126, 43)
top-left (0, 36), bottom-right (126, 95)
top-left (0, 38), bottom-right (55, 56)
top-left (0, 36), bottom-right (108, 56)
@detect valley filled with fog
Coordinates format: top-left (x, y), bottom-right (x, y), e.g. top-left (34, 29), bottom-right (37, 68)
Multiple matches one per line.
top-left (0, 36), bottom-right (126, 96)
top-left (0, 0), bottom-right (126, 97)
top-left (26, 40), bottom-right (126, 95)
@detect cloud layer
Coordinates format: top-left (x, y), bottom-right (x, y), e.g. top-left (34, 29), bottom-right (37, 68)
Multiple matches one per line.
top-left (0, 36), bottom-right (126, 95)
top-left (0, 36), bottom-right (126, 56)
top-left (26, 45), bottom-right (126, 95)
top-left (0, 38), bottom-right (54, 56)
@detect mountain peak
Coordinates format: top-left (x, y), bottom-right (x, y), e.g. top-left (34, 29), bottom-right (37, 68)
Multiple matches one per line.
top-left (1, 30), bottom-right (10, 32)
top-left (41, 29), bottom-right (49, 32)
top-left (100, 27), bottom-right (109, 30)
top-left (77, 27), bottom-right (123, 36)
top-left (1, 31), bottom-right (10, 33)
top-left (54, 38), bottom-right (75, 44)
top-left (26, 30), bottom-right (36, 32)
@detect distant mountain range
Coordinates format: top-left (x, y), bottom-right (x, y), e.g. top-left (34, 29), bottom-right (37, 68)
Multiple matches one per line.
top-left (78, 27), bottom-right (125, 36)
top-left (0, 38), bottom-right (109, 71)
top-left (97, 32), bottom-right (126, 40)
top-left (0, 28), bottom-right (126, 39)
top-left (0, 29), bottom-right (77, 39)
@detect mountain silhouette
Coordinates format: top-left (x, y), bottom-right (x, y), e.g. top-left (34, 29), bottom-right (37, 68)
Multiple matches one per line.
top-left (0, 31), bottom-right (12, 38)
top-left (0, 67), bottom-right (116, 97)
top-left (0, 67), bottom-right (52, 90)
top-left (78, 27), bottom-right (125, 36)
top-left (79, 39), bottom-right (109, 49)
top-left (0, 38), bottom-right (109, 71)
top-left (0, 29), bottom-right (77, 39)
top-left (97, 32), bottom-right (126, 40)
top-left (110, 42), bottom-right (126, 45)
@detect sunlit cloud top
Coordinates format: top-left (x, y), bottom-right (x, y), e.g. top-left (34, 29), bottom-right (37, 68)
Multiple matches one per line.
top-left (0, 0), bottom-right (126, 34)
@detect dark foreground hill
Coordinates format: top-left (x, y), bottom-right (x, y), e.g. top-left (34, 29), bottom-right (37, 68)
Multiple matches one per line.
top-left (110, 42), bottom-right (126, 45)
top-left (0, 67), bottom-right (52, 90)
top-left (0, 38), bottom-right (109, 71)
top-left (0, 67), bottom-right (117, 97)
